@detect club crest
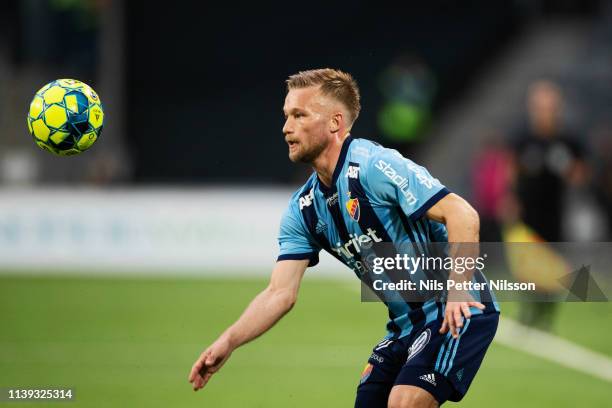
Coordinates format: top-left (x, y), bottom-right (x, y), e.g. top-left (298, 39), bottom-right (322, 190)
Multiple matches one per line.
top-left (345, 196), bottom-right (360, 221)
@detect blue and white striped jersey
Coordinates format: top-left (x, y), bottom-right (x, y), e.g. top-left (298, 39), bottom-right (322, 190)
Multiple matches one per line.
top-left (277, 136), bottom-right (498, 339)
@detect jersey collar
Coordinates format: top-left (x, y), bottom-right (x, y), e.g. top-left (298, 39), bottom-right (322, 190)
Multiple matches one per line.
top-left (317, 134), bottom-right (354, 195)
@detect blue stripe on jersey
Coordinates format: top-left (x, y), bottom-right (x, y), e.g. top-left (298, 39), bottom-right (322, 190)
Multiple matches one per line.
top-left (397, 209), bottom-right (443, 302)
top-left (297, 183), bottom-right (343, 265)
top-left (474, 269), bottom-right (500, 313)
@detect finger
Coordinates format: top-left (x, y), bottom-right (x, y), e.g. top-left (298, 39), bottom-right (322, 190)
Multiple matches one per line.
top-left (189, 360), bottom-right (203, 382)
top-left (453, 308), bottom-right (463, 329)
top-left (190, 350), bottom-right (210, 381)
top-left (195, 372), bottom-right (212, 391)
top-left (200, 354), bottom-right (216, 376)
top-left (205, 352), bottom-right (216, 367)
top-left (439, 316), bottom-right (448, 334)
top-left (468, 301), bottom-right (485, 310)
top-left (461, 303), bottom-right (472, 319)
top-left (448, 312), bottom-right (456, 338)
top-left (192, 374), bottom-right (203, 391)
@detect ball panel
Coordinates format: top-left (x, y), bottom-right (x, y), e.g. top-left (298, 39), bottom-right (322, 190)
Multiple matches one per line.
top-left (88, 104), bottom-right (104, 129)
top-left (29, 95), bottom-right (44, 119)
top-left (44, 104), bottom-right (68, 129)
top-left (71, 121), bottom-right (91, 136)
top-left (36, 81), bottom-right (54, 95)
top-left (65, 91), bottom-right (89, 115)
top-left (57, 148), bottom-right (81, 156)
top-left (57, 79), bottom-right (83, 89)
top-left (77, 131), bottom-right (98, 151)
top-left (43, 85), bottom-right (66, 105)
top-left (35, 140), bottom-right (59, 155)
top-left (64, 94), bottom-right (79, 114)
top-left (50, 130), bottom-right (71, 145)
top-left (31, 119), bottom-right (51, 142)
top-left (81, 84), bottom-right (100, 104)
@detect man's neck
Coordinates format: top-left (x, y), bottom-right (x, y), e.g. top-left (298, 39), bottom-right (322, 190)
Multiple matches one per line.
top-left (313, 133), bottom-right (350, 187)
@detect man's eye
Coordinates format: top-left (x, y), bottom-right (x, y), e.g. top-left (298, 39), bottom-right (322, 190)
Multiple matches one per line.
top-left (294, 113), bottom-right (304, 118)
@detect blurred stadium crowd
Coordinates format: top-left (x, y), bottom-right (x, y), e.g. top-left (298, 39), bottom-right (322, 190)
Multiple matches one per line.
top-left (0, 0), bottom-right (610, 243)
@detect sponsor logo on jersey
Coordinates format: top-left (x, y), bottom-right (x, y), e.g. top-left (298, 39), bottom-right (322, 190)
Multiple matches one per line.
top-left (405, 160), bottom-right (439, 189)
top-left (360, 363), bottom-right (373, 384)
top-left (347, 165), bottom-right (360, 179)
top-left (374, 160), bottom-right (417, 205)
top-left (345, 196), bottom-right (360, 221)
top-left (419, 373), bottom-right (437, 386)
top-left (370, 353), bottom-right (384, 363)
top-left (299, 188), bottom-right (315, 210)
top-left (406, 329), bottom-right (431, 363)
top-left (326, 191), bottom-right (338, 207)
top-left (331, 228), bottom-right (382, 259)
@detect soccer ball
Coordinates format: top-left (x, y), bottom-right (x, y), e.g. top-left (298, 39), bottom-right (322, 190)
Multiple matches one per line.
top-left (27, 79), bottom-right (104, 156)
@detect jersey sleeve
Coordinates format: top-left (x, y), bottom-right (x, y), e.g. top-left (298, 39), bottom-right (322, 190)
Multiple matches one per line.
top-left (366, 148), bottom-right (450, 221)
top-left (276, 201), bottom-right (321, 267)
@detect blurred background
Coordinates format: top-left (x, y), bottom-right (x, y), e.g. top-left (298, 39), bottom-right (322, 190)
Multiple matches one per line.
top-left (1, 0), bottom-right (611, 407)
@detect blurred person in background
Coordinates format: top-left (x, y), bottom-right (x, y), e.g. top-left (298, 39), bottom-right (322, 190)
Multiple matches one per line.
top-left (470, 134), bottom-right (513, 242)
top-left (506, 80), bottom-right (587, 330)
top-left (590, 123), bottom-right (612, 238)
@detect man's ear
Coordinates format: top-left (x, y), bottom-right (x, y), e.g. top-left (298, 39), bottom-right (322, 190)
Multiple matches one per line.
top-left (330, 112), bottom-right (343, 134)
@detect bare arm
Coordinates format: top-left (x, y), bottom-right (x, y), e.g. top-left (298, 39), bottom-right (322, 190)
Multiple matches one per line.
top-left (426, 193), bottom-right (485, 338)
top-left (188, 259), bottom-right (309, 391)
top-left (426, 192), bottom-right (479, 242)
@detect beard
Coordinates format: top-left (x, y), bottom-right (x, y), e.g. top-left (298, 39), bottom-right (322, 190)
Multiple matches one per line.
top-left (290, 136), bottom-right (328, 164)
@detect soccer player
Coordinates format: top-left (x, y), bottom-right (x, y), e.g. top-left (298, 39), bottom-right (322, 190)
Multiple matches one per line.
top-left (189, 69), bottom-right (499, 407)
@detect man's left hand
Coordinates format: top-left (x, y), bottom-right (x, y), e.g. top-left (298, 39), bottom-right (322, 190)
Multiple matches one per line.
top-left (440, 301), bottom-right (485, 338)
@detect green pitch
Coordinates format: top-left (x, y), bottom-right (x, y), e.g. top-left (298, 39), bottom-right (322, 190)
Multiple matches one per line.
top-left (1, 275), bottom-right (610, 407)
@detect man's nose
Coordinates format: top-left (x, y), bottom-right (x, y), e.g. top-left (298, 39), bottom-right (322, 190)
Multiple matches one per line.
top-left (283, 118), bottom-right (293, 135)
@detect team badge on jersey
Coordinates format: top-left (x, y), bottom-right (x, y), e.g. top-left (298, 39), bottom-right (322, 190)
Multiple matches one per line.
top-left (345, 195), bottom-right (360, 221)
top-left (360, 363), bottom-right (373, 384)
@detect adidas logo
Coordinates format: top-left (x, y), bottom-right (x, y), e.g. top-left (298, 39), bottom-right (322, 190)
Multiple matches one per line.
top-left (419, 373), bottom-right (436, 386)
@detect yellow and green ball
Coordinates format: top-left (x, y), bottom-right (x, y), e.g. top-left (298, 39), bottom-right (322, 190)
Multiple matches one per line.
top-left (27, 79), bottom-right (104, 156)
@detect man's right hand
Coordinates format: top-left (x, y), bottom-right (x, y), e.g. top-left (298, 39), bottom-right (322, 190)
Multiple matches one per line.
top-left (187, 259), bottom-right (308, 392)
top-left (189, 337), bottom-right (233, 391)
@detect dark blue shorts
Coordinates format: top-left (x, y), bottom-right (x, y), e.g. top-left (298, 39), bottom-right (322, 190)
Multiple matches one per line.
top-left (355, 312), bottom-right (499, 407)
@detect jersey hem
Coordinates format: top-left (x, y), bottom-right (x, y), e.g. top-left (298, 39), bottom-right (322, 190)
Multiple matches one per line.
top-left (276, 252), bottom-right (320, 267)
top-left (409, 187), bottom-right (451, 222)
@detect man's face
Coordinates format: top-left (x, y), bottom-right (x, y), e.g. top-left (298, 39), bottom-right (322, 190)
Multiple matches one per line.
top-left (282, 86), bottom-right (335, 163)
top-left (528, 82), bottom-right (562, 135)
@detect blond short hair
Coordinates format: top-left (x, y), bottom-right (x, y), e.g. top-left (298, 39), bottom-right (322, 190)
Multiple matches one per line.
top-left (287, 68), bottom-right (361, 125)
